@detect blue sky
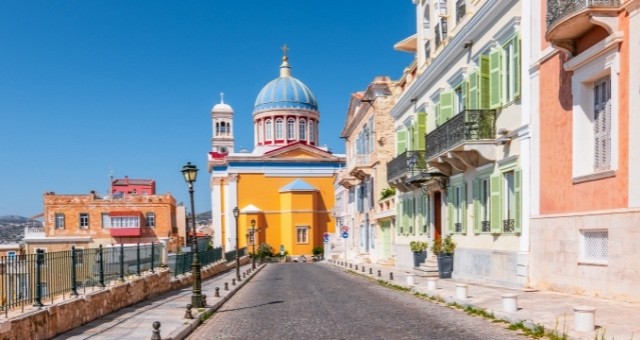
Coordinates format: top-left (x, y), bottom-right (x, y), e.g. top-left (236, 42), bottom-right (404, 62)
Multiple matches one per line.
top-left (0, 1), bottom-right (415, 217)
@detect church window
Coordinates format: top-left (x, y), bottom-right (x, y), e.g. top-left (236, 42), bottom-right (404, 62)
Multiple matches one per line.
top-left (258, 121), bottom-right (263, 143)
top-left (309, 121), bottom-right (315, 144)
top-left (287, 118), bottom-right (295, 139)
top-left (265, 119), bottom-right (273, 141)
top-left (275, 118), bottom-right (284, 140)
top-left (299, 119), bottom-right (307, 141)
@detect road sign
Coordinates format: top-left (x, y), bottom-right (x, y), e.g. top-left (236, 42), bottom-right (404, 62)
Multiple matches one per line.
top-left (342, 225), bottom-right (349, 232)
top-left (341, 231), bottom-right (349, 239)
top-left (323, 232), bottom-right (329, 243)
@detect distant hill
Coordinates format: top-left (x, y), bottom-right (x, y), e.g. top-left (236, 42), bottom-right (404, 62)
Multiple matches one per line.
top-left (0, 215), bottom-right (43, 244)
top-left (196, 210), bottom-right (211, 224)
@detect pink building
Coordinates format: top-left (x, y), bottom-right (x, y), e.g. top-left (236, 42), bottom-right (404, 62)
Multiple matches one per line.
top-left (110, 176), bottom-right (156, 197)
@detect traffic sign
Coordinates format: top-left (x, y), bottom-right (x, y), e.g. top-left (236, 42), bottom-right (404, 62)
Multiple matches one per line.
top-left (342, 225), bottom-right (349, 232)
top-left (323, 232), bottom-right (329, 243)
top-left (341, 231), bottom-right (349, 239)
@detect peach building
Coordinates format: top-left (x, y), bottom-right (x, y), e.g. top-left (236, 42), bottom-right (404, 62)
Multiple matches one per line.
top-left (532, 0), bottom-right (640, 302)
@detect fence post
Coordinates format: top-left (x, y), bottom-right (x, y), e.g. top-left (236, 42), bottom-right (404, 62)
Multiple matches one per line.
top-left (33, 249), bottom-right (43, 307)
top-left (98, 244), bottom-right (105, 288)
top-left (151, 243), bottom-right (155, 273)
top-left (136, 243), bottom-right (141, 276)
top-left (71, 246), bottom-right (78, 297)
top-left (119, 244), bottom-right (125, 282)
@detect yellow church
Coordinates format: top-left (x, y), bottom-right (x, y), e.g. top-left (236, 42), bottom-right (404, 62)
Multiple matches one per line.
top-left (207, 48), bottom-right (345, 257)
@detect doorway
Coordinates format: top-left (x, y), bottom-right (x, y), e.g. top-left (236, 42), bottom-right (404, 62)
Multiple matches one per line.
top-left (433, 191), bottom-right (442, 240)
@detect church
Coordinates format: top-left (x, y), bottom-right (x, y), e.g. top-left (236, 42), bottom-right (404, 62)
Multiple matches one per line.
top-left (207, 47), bottom-right (345, 257)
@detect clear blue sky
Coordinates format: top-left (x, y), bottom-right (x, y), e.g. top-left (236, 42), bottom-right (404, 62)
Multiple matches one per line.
top-left (0, 1), bottom-right (415, 217)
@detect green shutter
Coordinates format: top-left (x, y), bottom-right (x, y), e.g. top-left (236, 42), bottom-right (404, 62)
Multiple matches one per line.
top-left (440, 91), bottom-right (454, 122)
top-left (472, 178), bottom-right (481, 234)
top-left (489, 48), bottom-right (502, 109)
top-left (461, 182), bottom-right (467, 234)
top-left (513, 35), bottom-right (521, 99)
top-left (435, 102), bottom-right (442, 126)
top-left (396, 130), bottom-right (407, 154)
top-left (397, 200), bottom-right (403, 234)
top-left (461, 81), bottom-right (468, 112)
top-left (416, 112), bottom-right (426, 150)
top-left (479, 55), bottom-right (491, 109)
top-left (490, 174), bottom-right (502, 234)
top-left (468, 70), bottom-right (478, 110)
top-left (447, 189), bottom-right (454, 234)
top-left (514, 168), bottom-right (522, 234)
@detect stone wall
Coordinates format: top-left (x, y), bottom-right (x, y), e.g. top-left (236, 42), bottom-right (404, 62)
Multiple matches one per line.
top-left (0, 257), bottom-right (249, 340)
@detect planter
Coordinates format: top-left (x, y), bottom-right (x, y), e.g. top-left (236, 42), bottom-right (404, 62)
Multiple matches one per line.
top-left (412, 251), bottom-right (427, 267)
top-left (437, 253), bottom-right (453, 279)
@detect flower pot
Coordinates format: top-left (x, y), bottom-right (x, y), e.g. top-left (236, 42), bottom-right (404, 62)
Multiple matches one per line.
top-left (437, 252), bottom-right (453, 279)
top-left (413, 251), bottom-right (427, 267)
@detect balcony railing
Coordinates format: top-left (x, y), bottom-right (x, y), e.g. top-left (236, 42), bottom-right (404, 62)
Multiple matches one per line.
top-left (426, 109), bottom-right (496, 160)
top-left (546, 0), bottom-right (620, 29)
top-left (347, 154), bottom-right (370, 170)
top-left (387, 150), bottom-right (426, 182)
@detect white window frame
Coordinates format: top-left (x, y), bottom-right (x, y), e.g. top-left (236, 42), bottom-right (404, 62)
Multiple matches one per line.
top-left (101, 213), bottom-right (111, 229)
top-left (479, 177), bottom-right (491, 233)
top-left (275, 118), bottom-right (284, 140)
top-left (309, 121), bottom-right (315, 144)
top-left (55, 213), bottom-right (65, 229)
top-left (566, 36), bottom-right (620, 181)
top-left (579, 229), bottom-right (608, 265)
top-left (79, 213), bottom-right (89, 229)
top-left (502, 171), bottom-right (516, 233)
top-left (502, 38), bottom-right (517, 103)
top-left (299, 119), bottom-right (307, 141)
top-left (296, 226), bottom-right (309, 244)
top-left (145, 212), bottom-right (156, 228)
top-left (265, 119), bottom-right (273, 141)
top-left (287, 118), bottom-right (295, 139)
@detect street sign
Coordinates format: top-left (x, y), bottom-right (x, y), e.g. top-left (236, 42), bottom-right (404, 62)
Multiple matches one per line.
top-left (341, 231), bottom-right (349, 239)
top-left (323, 232), bottom-right (329, 243)
top-left (342, 225), bottom-right (349, 232)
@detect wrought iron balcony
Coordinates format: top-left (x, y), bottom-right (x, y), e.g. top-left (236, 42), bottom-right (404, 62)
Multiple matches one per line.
top-left (386, 150), bottom-right (426, 184)
top-left (426, 109), bottom-right (496, 160)
top-left (546, 0), bottom-right (620, 52)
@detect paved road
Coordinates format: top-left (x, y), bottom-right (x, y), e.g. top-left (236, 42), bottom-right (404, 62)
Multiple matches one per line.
top-left (187, 263), bottom-right (527, 340)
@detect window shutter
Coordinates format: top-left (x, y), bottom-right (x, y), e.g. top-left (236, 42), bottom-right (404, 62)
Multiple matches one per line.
top-left (435, 102), bottom-right (442, 126)
top-left (409, 197), bottom-right (414, 234)
top-left (514, 169), bottom-right (522, 234)
top-left (468, 70), bottom-right (478, 109)
top-left (396, 130), bottom-right (407, 154)
top-left (416, 112), bottom-right (427, 150)
top-left (461, 80), bottom-right (468, 111)
top-left (397, 200), bottom-right (403, 234)
top-left (447, 189), bottom-right (454, 234)
top-left (594, 76), bottom-right (612, 171)
top-left (472, 178), bottom-right (481, 234)
top-left (440, 91), bottom-right (454, 122)
top-left (479, 55), bottom-right (491, 109)
top-left (513, 35), bottom-right (521, 99)
top-left (489, 48), bottom-right (502, 109)
top-left (490, 174), bottom-right (502, 234)
top-left (461, 182), bottom-right (467, 234)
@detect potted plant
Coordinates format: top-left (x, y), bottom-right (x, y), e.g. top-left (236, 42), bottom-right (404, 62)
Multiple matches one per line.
top-left (312, 246), bottom-right (324, 261)
top-left (410, 240), bottom-right (428, 267)
top-left (432, 235), bottom-right (456, 279)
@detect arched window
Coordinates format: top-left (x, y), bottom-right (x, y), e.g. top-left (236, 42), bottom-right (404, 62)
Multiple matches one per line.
top-left (287, 118), bottom-right (295, 139)
top-left (299, 119), bottom-right (306, 141)
top-left (265, 119), bottom-right (273, 141)
top-left (275, 118), bottom-right (284, 140)
top-left (220, 121), bottom-right (227, 134)
top-left (258, 121), bottom-right (263, 143)
top-left (309, 121), bottom-right (315, 144)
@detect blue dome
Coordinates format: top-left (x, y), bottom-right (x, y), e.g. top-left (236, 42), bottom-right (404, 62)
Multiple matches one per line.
top-left (254, 74), bottom-right (318, 113)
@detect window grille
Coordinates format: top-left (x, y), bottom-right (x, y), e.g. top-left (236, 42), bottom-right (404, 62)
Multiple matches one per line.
top-left (581, 230), bottom-right (608, 263)
top-left (481, 220), bottom-right (491, 233)
top-left (455, 222), bottom-right (463, 233)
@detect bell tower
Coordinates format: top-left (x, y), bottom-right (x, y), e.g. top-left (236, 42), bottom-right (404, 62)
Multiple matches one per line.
top-left (211, 92), bottom-right (235, 155)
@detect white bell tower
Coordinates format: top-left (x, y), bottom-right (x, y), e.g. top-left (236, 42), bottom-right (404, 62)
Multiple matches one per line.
top-left (211, 92), bottom-right (235, 154)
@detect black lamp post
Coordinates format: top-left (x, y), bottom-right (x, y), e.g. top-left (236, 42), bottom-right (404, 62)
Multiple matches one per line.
top-left (250, 219), bottom-right (257, 269)
top-left (233, 206), bottom-right (240, 281)
top-left (181, 162), bottom-right (203, 308)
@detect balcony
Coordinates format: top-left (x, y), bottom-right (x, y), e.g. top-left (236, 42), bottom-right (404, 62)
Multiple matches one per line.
top-left (347, 154), bottom-right (372, 180)
top-left (375, 196), bottom-right (396, 220)
top-left (425, 109), bottom-right (496, 175)
top-left (386, 150), bottom-right (427, 192)
top-left (546, 0), bottom-right (620, 54)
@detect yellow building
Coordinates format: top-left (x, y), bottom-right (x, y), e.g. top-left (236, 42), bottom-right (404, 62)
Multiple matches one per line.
top-left (208, 48), bottom-right (345, 256)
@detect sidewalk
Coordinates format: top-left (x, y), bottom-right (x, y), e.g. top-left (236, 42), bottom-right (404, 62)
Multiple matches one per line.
top-left (55, 263), bottom-right (262, 340)
top-left (326, 259), bottom-right (639, 340)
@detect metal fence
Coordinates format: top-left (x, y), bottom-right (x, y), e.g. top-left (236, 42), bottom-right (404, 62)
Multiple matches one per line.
top-left (171, 247), bottom-right (246, 277)
top-left (0, 243), bottom-right (162, 316)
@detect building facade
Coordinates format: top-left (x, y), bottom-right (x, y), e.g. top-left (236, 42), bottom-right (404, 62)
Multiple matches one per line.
top-left (209, 50), bottom-right (345, 257)
top-left (532, 0), bottom-right (640, 302)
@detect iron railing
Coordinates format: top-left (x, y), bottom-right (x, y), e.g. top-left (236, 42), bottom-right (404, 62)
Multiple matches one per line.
top-left (223, 247), bottom-right (247, 263)
top-left (546, 0), bottom-right (620, 29)
top-left (0, 243), bottom-right (162, 316)
top-left (387, 150), bottom-right (426, 182)
top-left (172, 247), bottom-right (223, 277)
top-left (425, 109), bottom-right (496, 160)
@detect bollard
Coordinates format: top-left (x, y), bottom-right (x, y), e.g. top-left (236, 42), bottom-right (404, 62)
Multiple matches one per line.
top-left (389, 272), bottom-right (394, 280)
top-left (355, 265), bottom-right (359, 271)
top-left (224, 282), bottom-right (229, 291)
top-left (455, 284), bottom-right (468, 300)
top-left (427, 278), bottom-right (438, 291)
top-left (406, 273), bottom-right (415, 286)
top-left (232, 278), bottom-right (236, 286)
top-left (349, 264), bottom-right (352, 269)
top-left (361, 266), bottom-right (365, 273)
top-left (184, 304), bottom-right (194, 319)
top-left (378, 270), bottom-right (381, 277)
top-left (573, 306), bottom-right (596, 332)
top-left (215, 287), bottom-right (220, 298)
top-left (151, 321), bottom-right (161, 340)
top-left (369, 268), bottom-right (372, 275)
top-left (501, 293), bottom-right (518, 313)
top-left (202, 294), bottom-right (207, 306)
top-left (243, 272), bottom-right (246, 279)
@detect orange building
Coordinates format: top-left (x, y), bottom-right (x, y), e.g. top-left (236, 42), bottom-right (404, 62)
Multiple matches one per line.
top-left (532, 0), bottom-right (640, 302)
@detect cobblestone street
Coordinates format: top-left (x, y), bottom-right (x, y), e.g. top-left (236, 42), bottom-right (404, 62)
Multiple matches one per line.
top-left (188, 263), bottom-right (527, 340)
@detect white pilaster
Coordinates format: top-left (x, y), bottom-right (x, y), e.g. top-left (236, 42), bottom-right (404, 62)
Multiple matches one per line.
top-left (629, 6), bottom-right (640, 207)
top-left (211, 177), bottom-right (223, 248)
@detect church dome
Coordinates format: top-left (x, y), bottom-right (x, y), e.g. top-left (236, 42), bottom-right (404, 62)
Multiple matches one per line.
top-left (253, 54), bottom-right (318, 113)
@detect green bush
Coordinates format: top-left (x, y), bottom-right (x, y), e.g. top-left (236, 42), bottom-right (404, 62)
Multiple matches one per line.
top-left (410, 241), bottom-right (428, 253)
top-left (312, 246), bottom-right (324, 255)
top-left (380, 187), bottom-right (396, 200)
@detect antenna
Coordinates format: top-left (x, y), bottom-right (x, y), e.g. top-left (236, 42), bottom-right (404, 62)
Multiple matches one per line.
top-left (108, 166), bottom-right (114, 196)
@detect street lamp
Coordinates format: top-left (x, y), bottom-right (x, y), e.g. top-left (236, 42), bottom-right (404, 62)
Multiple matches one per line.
top-left (233, 206), bottom-right (240, 281)
top-left (181, 162), bottom-right (203, 308)
top-left (250, 219), bottom-right (257, 269)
